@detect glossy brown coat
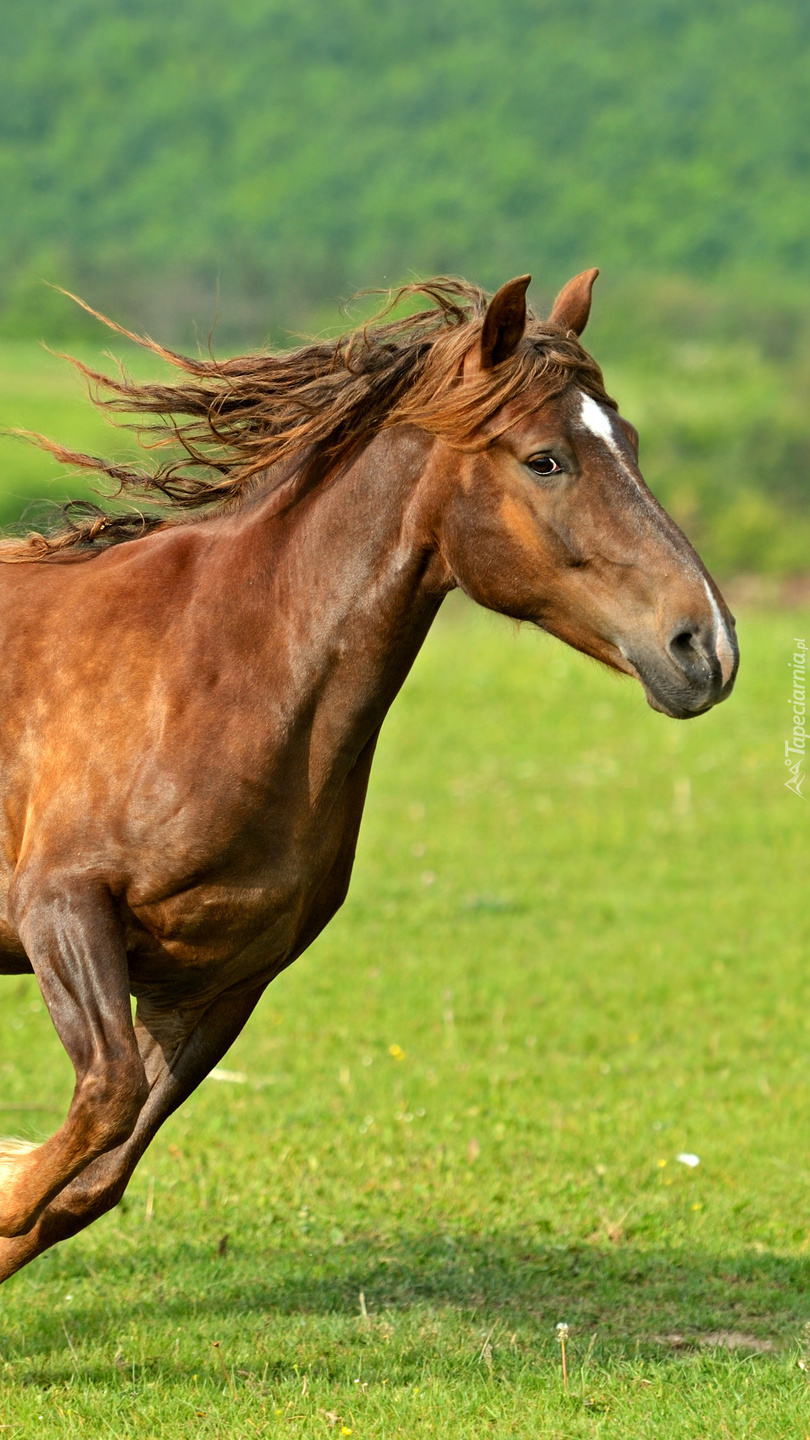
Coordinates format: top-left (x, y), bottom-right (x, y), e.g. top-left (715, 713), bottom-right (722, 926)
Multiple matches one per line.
top-left (0, 272), bottom-right (738, 1280)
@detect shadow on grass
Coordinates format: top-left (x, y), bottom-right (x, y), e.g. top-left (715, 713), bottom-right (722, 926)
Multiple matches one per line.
top-left (14, 1229), bottom-right (808, 1374)
top-left (201, 1232), bottom-right (808, 1344)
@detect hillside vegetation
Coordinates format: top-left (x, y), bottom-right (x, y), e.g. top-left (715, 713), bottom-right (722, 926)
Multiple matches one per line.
top-left (0, 0), bottom-right (808, 573)
top-left (2, 0), bottom-right (810, 333)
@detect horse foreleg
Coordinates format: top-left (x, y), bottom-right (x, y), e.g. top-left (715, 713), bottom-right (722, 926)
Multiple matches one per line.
top-left (0, 880), bottom-right (148, 1238)
top-left (0, 983), bottom-right (263, 1281)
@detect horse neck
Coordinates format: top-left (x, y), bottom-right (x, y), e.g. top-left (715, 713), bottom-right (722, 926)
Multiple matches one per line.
top-left (231, 426), bottom-right (450, 771)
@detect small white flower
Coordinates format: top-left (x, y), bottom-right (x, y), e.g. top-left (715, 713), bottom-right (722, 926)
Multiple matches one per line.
top-left (676, 1152), bottom-right (700, 1168)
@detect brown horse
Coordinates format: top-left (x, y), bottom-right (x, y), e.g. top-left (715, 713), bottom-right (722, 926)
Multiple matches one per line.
top-left (0, 269), bottom-right (737, 1281)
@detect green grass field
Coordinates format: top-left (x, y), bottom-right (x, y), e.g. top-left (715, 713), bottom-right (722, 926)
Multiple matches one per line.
top-left (0, 596), bottom-right (805, 1437)
top-left (0, 343), bottom-right (808, 1436)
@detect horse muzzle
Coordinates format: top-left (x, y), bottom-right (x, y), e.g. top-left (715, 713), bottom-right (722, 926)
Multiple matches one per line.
top-left (627, 615), bottom-right (740, 719)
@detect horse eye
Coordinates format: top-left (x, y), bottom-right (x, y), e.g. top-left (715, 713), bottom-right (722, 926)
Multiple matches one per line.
top-left (527, 455), bottom-right (562, 477)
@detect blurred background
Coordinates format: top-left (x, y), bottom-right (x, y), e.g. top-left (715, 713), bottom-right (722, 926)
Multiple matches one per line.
top-left (0, 6), bottom-right (809, 1420)
top-left (0, 0), bottom-right (808, 581)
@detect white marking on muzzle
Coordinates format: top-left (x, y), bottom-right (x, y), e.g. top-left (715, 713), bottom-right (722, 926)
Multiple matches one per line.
top-left (703, 578), bottom-right (735, 686)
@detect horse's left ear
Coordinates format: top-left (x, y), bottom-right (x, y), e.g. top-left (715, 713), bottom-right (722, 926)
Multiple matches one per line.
top-left (478, 274), bottom-right (531, 369)
top-left (549, 268), bottom-right (599, 336)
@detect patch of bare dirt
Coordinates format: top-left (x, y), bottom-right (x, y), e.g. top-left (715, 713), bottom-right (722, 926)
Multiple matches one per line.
top-left (656, 1331), bottom-right (775, 1353)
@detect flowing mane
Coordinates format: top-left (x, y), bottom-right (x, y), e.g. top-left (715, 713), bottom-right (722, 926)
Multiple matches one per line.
top-left (2, 278), bottom-right (616, 562)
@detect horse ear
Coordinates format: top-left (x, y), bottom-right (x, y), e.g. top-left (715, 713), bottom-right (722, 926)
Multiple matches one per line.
top-left (478, 275), bottom-right (531, 369)
top-left (548, 268), bottom-right (599, 336)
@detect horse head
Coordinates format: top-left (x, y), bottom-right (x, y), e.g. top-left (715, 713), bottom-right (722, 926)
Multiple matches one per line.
top-left (434, 271), bottom-right (738, 719)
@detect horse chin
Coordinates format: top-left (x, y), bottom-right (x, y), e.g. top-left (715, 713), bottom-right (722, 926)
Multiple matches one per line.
top-left (625, 655), bottom-right (722, 720)
top-left (642, 686), bottom-right (712, 721)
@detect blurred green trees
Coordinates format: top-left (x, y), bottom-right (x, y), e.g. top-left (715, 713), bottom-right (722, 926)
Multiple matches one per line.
top-left (0, 0), bottom-right (808, 573)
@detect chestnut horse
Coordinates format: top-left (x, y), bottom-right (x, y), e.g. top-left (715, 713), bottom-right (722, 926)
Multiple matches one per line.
top-left (0, 270), bottom-right (737, 1281)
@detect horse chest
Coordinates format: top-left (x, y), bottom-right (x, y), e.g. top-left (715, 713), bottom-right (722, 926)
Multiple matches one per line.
top-left (127, 802), bottom-right (359, 981)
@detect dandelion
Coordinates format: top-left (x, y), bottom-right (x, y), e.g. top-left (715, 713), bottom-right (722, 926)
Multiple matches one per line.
top-left (556, 1322), bottom-right (569, 1391)
top-left (388, 1044), bottom-right (406, 1061)
top-left (797, 1320), bottom-right (810, 1376)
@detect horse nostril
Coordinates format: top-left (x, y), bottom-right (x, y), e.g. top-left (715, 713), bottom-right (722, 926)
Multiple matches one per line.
top-left (669, 630), bottom-right (695, 657)
top-left (667, 624), bottom-right (716, 684)
top-left (668, 629), bottom-right (702, 670)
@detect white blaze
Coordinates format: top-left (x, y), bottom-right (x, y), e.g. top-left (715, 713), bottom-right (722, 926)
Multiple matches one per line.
top-left (579, 391), bottom-right (735, 689)
top-left (578, 392), bottom-right (643, 493)
top-left (579, 391), bottom-right (622, 455)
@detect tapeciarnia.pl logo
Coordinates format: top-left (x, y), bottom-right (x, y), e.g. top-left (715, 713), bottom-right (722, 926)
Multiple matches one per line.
top-left (785, 637), bottom-right (806, 798)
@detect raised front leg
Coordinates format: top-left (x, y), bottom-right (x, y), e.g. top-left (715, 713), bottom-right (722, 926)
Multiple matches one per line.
top-left (0, 879), bottom-right (148, 1237)
top-left (0, 984), bottom-right (263, 1280)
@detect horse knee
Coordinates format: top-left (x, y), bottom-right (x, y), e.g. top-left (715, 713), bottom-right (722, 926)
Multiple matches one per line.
top-left (76, 1057), bottom-right (149, 1151)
